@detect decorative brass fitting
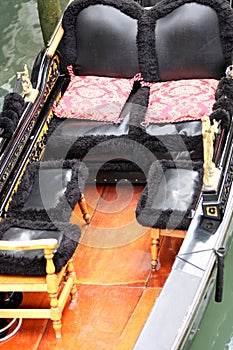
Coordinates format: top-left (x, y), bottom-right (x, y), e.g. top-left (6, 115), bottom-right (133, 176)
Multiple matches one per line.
top-left (202, 116), bottom-right (221, 191)
top-left (21, 64), bottom-right (39, 103)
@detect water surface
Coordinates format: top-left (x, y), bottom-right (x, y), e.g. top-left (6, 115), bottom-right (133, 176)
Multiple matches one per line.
top-left (0, 0), bottom-right (43, 108)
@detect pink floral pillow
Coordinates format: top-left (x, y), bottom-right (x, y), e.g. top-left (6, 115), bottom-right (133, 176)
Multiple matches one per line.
top-left (52, 66), bottom-right (133, 123)
top-left (142, 78), bottom-right (218, 126)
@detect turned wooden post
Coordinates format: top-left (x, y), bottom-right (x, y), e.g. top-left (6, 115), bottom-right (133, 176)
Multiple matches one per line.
top-left (78, 193), bottom-right (91, 224)
top-left (150, 229), bottom-right (160, 270)
top-left (44, 247), bottom-right (61, 339)
top-left (67, 258), bottom-right (77, 302)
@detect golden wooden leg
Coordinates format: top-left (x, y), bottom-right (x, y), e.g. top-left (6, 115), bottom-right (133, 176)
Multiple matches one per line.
top-left (53, 319), bottom-right (62, 339)
top-left (151, 229), bottom-right (160, 270)
top-left (67, 259), bottom-right (77, 302)
top-left (45, 249), bottom-right (62, 338)
top-left (78, 193), bottom-right (90, 224)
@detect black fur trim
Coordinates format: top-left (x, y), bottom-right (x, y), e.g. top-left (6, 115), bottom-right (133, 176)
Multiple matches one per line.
top-left (0, 117), bottom-right (15, 138)
top-left (44, 128), bottom-right (203, 163)
top-left (207, 76), bottom-right (233, 130)
top-left (215, 77), bottom-right (233, 100)
top-left (7, 159), bottom-right (88, 222)
top-left (1, 110), bottom-right (19, 127)
top-left (210, 108), bottom-right (231, 130)
top-left (0, 218), bottom-right (81, 276)
top-left (3, 93), bottom-right (25, 117)
top-left (137, 13), bottom-right (158, 81)
top-left (213, 96), bottom-right (233, 115)
top-left (136, 160), bottom-right (203, 229)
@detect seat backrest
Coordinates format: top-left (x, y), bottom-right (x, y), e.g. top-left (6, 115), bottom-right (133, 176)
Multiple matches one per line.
top-left (62, 0), bottom-right (233, 81)
top-left (150, 0), bottom-right (233, 81)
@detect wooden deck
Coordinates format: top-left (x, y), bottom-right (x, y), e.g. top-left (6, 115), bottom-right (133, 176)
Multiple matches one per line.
top-left (0, 184), bottom-right (183, 349)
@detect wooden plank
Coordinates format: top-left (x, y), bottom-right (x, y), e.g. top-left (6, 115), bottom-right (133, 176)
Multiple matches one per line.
top-left (73, 185), bottom-right (152, 286)
top-left (37, 285), bottom-right (145, 350)
top-left (74, 231), bottom-right (151, 286)
top-left (116, 287), bottom-right (161, 350)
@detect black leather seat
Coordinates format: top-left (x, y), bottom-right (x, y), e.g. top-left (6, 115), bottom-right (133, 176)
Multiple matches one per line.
top-left (136, 160), bottom-right (203, 230)
top-left (136, 159), bottom-right (204, 269)
top-left (0, 160), bottom-right (86, 337)
top-left (0, 218), bottom-right (81, 276)
top-left (7, 159), bottom-right (89, 222)
top-left (46, 0), bottom-right (233, 183)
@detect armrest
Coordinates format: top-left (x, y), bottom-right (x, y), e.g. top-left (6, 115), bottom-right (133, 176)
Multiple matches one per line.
top-left (0, 238), bottom-right (58, 251)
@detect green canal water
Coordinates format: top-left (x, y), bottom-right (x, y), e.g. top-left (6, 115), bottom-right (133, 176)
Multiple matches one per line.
top-left (0, 1), bottom-right (233, 349)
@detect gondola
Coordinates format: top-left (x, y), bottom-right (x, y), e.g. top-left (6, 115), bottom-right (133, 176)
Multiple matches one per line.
top-left (0, 0), bottom-right (232, 349)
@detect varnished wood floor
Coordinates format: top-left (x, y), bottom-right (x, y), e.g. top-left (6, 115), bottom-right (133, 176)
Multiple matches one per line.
top-left (0, 184), bottom-right (183, 350)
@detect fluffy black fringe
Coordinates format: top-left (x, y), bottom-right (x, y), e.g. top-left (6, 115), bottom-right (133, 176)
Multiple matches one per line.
top-left (0, 93), bottom-right (25, 138)
top-left (209, 75), bottom-right (233, 129)
top-left (0, 218), bottom-right (81, 276)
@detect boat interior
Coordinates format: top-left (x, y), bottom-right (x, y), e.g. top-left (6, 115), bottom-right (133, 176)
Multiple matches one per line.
top-left (0, 0), bottom-right (232, 348)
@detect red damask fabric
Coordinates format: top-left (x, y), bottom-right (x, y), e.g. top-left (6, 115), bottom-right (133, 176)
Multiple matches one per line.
top-left (143, 78), bottom-right (218, 125)
top-left (52, 66), bottom-right (133, 123)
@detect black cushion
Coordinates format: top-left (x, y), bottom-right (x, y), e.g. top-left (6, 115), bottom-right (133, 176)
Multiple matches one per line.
top-left (73, 4), bottom-right (140, 77)
top-left (0, 218), bottom-right (81, 276)
top-left (136, 160), bottom-right (203, 230)
top-left (62, 0), bottom-right (143, 77)
top-left (7, 159), bottom-right (88, 222)
top-left (155, 3), bottom-right (225, 81)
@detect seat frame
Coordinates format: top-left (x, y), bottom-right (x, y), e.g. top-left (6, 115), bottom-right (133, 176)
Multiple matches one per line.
top-left (0, 238), bottom-right (76, 338)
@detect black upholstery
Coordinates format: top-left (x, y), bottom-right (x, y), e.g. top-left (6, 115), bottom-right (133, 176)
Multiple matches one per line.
top-left (0, 218), bottom-right (81, 276)
top-left (155, 3), bottom-right (225, 80)
top-left (136, 160), bottom-right (203, 230)
top-left (62, 0), bottom-right (143, 75)
top-left (73, 5), bottom-right (140, 77)
top-left (7, 159), bottom-right (88, 222)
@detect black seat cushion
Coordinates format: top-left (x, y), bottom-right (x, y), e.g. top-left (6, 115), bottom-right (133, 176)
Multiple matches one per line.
top-left (7, 159), bottom-right (88, 222)
top-left (136, 160), bottom-right (203, 230)
top-left (0, 218), bottom-right (81, 276)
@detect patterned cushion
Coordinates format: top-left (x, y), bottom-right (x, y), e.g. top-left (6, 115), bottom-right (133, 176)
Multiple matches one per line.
top-left (52, 66), bottom-right (133, 123)
top-left (142, 79), bottom-right (218, 125)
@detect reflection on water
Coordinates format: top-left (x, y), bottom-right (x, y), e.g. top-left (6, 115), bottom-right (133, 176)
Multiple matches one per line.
top-left (0, 0), bottom-right (43, 108)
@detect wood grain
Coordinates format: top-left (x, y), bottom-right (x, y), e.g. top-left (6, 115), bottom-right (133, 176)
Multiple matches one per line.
top-left (0, 185), bottom-right (184, 349)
